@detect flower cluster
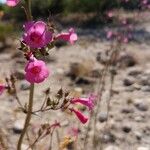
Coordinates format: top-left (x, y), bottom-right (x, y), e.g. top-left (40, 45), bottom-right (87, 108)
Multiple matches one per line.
top-left (22, 21), bottom-right (77, 84)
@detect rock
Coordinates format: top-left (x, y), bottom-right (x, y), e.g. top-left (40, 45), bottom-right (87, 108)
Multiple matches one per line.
top-left (119, 52), bottom-right (137, 68)
top-left (122, 124), bottom-right (132, 133)
top-left (14, 70), bottom-right (25, 80)
top-left (134, 100), bottom-right (148, 111)
top-left (96, 51), bottom-right (110, 65)
top-left (140, 76), bottom-right (150, 86)
top-left (123, 77), bottom-right (135, 86)
top-left (134, 131), bottom-right (142, 140)
top-left (128, 67), bottom-right (142, 76)
top-left (56, 68), bottom-right (64, 75)
top-left (20, 80), bottom-right (30, 90)
top-left (104, 145), bottom-right (120, 150)
top-left (75, 77), bottom-right (94, 85)
top-left (60, 120), bottom-right (69, 127)
top-left (141, 86), bottom-right (150, 92)
top-left (134, 116), bottom-right (143, 122)
top-left (121, 108), bottom-right (134, 114)
top-left (13, 119), bottom-right (24, 134)
top-left (133, 83), bottom-right (141, 90)
top-left (137, 147), bottom-right (150, 150)
top-left (101, 132), bottom-right (116, 143)
top-left (98, 112), bottom-right (108, 122)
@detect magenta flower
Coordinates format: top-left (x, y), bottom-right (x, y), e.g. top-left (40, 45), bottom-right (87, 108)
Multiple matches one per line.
top-left (23, 21), bottom-right (52, 48)
top-left (69, 108), bottom-right (88, 124)
top-left (25, 57), bottom-right (49, 83)
top-left (56, 28), bottom-right (77, 44)
top-left (71, 94), bottom-right (96, 111)
top-left (6, 0), bottom-right (19, 7)
top-left (0, 84), bottom-right (6, 95)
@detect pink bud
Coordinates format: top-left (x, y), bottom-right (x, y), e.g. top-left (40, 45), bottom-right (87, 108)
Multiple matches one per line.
top-left (56, 28), bottom-right (78, 44)
top-left (6, 0), bottom-right (19, 7)
top-left (70, 108), bottom-right (88, 124)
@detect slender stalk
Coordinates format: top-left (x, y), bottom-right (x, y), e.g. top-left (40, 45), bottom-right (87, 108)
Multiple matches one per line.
top-left (17, 1), bottom-right (33, 149)
top-left (17, 84), bottom-right (34, 150)
top-left (25, 0), bottom-right (32, 21)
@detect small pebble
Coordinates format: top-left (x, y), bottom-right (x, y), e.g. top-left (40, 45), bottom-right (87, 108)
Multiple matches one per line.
top-left (13, 119), bottom-right (24, 134)
top-left (104, 145), bottom-right (120, 150)
top-left (122, 124), bottom-right (132, 133)
top-left (98, 112), bottom-right (108, 122)
top-left (134, 100), bottom-right (148, 111)
top-left (20, 80), bottom-right (30, 90)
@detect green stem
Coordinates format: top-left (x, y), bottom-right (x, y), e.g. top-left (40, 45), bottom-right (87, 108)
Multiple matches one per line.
top-left (17, 1), bottom-right (33, 149)
top-left (17, 84), bottom-right (34, 150)
top-left (25, 0), bottom-right (32, 21)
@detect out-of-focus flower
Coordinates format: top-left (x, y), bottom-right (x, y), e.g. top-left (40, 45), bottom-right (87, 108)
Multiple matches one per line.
top-left (69, 108), bottom-right (88, 124)
top-left (107, 31), bottom-right (114, 39)
top-left (71, 94), bottom-right (96, 111)
top-left (6, 0), bottom-right (19, 7)
top-left (0, 84), bottom-right (6, 95)
top-left (56, 28), bottom-right (77, 44)
top-left (123, 37), bottom-right (129, 43)
top-left (25, 57), bottom-right (49, 83)
top-left (23, 21), bottom-right (52, 48)
top-left (107, 11), bottom-right (114, 18)
top-left (68, 127), bottom-right (79, 137)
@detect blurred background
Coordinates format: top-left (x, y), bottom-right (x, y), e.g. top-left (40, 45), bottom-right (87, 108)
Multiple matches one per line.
top-left (0, 0), bottom-right (150, 150)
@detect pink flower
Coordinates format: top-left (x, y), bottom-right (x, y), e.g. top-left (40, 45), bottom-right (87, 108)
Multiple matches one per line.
top-left (106, 31), bottom-right (113, 39)
top-left (23, 21), bottom-right (52, 48)
top-left (123, 37), bottom-right (129, 43)
top-left (68, 127), bottom-right (79, 137)
top-left (25, 57), bottom-right (49, 83)
top-left (71, 94), bottom-right (96, 111)
top-left (107, 11), bottom-right (114, 18)
top-left (69, 108), bottom-right (88, 124)
top-left (0, 84), bottom-right (6, 95)
top-left (6, 0), bottom-right (19, 7)
top-left (56, 28), bottom-right (77, 44)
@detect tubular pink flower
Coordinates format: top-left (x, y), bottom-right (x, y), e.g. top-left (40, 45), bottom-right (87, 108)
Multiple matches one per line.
top-left (71, 94), bottom-right (96, 111)
top-left (6, 0), bottom-right (19, 7)
top-left (69, 108), bottom-right (88, 124)
top-left (25, 57), bottom-right (49, 84)
top-left (0, 84), bottom-right (6, 95)
top-left (23, 21), bottom-right (52, 48)
top-left (56, 28), bottom-right (78, 44)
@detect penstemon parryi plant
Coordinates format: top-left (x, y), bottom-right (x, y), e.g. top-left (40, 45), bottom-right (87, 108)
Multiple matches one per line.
top-left (0, 0), bottom-right (97, 149)
top-left (1, 0), bottom-right (149, 149)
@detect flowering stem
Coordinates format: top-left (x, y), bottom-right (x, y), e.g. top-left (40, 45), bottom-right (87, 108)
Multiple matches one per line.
top-left (17, 84), bottom-right (34, 150)
top-left (25, 0), bottom-right (32, 21)
top-left (17, 0), bottom-right (33, 149)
